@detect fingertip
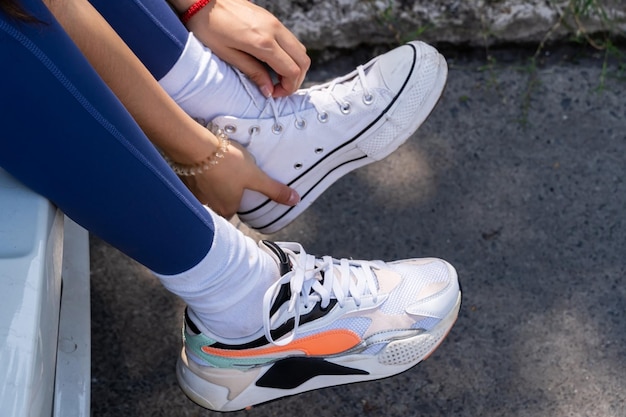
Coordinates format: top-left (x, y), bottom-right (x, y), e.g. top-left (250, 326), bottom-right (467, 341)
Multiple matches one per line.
top-left (272, 84), bottom-right (292, 98)
top-left (238, 60), bottom-right (274, 97)
top-left (272, 185), bottom-right (299, 206)
top-left (260, 84), bottom-right (274, 98)
top-left (286, 189), bottom-right (300, 206)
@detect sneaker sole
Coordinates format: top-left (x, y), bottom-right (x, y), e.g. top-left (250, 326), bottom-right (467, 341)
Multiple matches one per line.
top-left (238, 48), bottom-right (448, 234)
top-left (176, 291), bottom-right (461, 412)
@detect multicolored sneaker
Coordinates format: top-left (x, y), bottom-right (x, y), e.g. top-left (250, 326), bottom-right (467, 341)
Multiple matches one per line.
top-left (210, 40), bottom-right (448, 234)
top-left (176, 241), bottom-right (461, 411)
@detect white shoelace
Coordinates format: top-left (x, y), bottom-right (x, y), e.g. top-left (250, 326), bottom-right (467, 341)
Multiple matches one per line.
top-left (235, 61), bottom-right (375, 133)
top-left (262, 242), bottom-right (380, 346)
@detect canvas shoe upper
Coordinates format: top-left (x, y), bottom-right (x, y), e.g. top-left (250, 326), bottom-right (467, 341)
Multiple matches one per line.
top-left (176, 241), bottom-right (461, 411)
top-left (209, 41), bottom-right (448, 234)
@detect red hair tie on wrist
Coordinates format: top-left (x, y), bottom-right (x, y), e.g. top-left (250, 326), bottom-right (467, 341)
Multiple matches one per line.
top-left (180, 0), bottom-right (212, 24)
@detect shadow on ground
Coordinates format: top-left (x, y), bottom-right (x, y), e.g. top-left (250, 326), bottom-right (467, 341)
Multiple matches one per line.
top-left (90, 45), bottom-right (626, 417)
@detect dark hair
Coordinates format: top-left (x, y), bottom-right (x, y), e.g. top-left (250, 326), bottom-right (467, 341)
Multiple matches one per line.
top-left (0, 0), bottom-right (39, 21)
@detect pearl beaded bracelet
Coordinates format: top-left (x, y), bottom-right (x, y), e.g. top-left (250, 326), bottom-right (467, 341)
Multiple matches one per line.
top-left (160, 125), bottom-right (230, 176)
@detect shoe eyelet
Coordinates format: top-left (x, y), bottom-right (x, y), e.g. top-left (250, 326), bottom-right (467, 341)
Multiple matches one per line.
top-left (314, 147), bottom-right (324, 154)
top-left (248, 126), bottom-right (260, 136)
top-left (295, 119), bottom-right (306, 130)
top-left (294, 163), bottom-right (303, 170)
top-left (224, 124), bottom-right (237, 134)
top-left (340, 102), bottom-right (351, 114)
top-left (362, 94), bottom-right (374, 105)
top-left (271, 123), bottom-right (284, 134)
top-left (317, 112), bottom-right (329, 123)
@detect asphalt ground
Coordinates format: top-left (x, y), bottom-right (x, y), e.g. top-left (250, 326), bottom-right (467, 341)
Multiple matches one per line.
top-left (90, 43), bottom-right (626, 417)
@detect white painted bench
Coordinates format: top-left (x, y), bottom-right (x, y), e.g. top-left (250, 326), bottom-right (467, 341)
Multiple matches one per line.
top-left (0, 168), bottom-right (90, 417)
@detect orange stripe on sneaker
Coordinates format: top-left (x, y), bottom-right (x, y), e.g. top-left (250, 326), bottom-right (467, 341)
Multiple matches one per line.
top-left (201, 329), bottom-right (361, 358)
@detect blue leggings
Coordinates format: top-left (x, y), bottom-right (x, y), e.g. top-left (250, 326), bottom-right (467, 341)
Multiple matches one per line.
top-left (0, 0), bottom-right (214, 275)
top-left (88, 0), bottom-right (188, 81)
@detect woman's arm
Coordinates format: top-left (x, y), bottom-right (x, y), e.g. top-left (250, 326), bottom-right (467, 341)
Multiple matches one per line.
top-left (42, 0), bottom-right (298, 216)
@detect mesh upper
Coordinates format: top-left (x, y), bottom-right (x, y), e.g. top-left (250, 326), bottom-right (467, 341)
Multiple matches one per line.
top-left (380, 260), bottom-right (450, 315)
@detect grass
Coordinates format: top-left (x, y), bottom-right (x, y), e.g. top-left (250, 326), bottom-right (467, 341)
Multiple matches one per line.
top-left (539, 0), bottom-right (625, 90)
top-left (367, 0), bottom-right (430, 45)
top-left (477, 0), bottom-right (624, 124)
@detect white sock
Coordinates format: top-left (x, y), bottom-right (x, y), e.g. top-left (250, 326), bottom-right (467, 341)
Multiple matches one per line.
top-left (153, 210), bottom-right (280, 339)
top-left (158, 33), bottom-right (266, 122)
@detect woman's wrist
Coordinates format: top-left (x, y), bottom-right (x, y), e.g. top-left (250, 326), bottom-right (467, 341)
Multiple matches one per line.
top-left (160, 125), bottom-right (231, 176)
top-left (168, 0), bottom-right (214, 23)
top-left (179, 0), bottom-right (212, 23)
top-left (157, 118), bottom-right (221, 162)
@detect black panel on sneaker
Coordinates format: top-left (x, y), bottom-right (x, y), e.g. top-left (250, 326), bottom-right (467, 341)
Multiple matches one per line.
top-left (255, 357), bottom-right (369, 389)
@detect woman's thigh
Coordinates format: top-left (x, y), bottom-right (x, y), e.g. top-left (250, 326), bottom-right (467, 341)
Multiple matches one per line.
top-left (0, 0), bottom-right (213, 274)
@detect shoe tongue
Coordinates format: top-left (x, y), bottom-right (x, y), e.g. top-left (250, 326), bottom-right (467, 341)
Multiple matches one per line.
top-left (259, 240), bottom-right (291, 275)
top-left (259, 241), bottom-right (293, 316)
top-left (334, 72), bottom-right (363, 95)
top-left (307, 69), bottom-right (364, 108)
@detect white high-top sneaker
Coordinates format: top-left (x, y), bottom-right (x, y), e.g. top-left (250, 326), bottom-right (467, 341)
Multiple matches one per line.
top-left (211, 41), bottom-right (448, 234)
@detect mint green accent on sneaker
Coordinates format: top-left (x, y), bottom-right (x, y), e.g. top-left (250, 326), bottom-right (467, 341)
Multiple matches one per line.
top-left (182, 331), bottom-right (216, 364)
top-left (183, 329), bottom-right (276, 369)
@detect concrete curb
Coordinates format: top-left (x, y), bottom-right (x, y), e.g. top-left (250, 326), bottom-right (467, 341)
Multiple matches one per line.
top-left (256, 0), bottom-right (625, 49)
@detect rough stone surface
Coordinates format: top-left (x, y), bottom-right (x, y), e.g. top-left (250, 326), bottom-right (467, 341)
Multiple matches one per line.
top-left (255, 0), bottom-right (626, 49)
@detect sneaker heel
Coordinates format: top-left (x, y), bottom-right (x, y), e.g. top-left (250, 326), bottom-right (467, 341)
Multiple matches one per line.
top-left (176, 350), bottom-right (231, 411)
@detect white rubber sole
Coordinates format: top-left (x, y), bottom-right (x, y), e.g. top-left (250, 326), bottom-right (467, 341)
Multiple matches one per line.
top-left (238, 52), bottom-right (449, 234)
top-left (176, 291), bottom-right (461, 412)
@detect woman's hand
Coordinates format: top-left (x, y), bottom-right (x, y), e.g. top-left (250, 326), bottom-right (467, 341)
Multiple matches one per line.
top-left (180, 141), bottom-right (299, 218)
top-left (178, 0), bottom-right (310, 97)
